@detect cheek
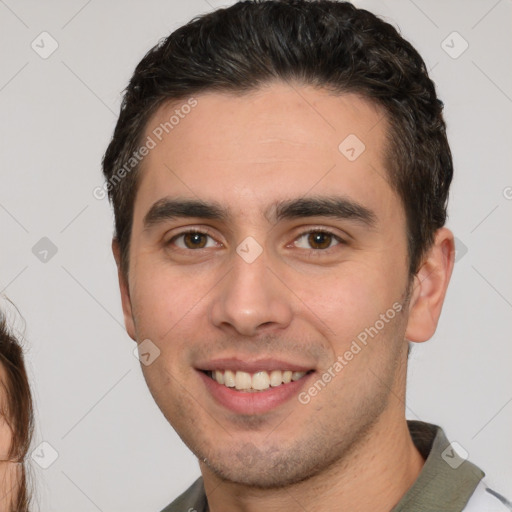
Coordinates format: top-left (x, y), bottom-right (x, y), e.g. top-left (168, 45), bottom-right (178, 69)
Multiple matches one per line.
top-left (0, 416), bottom-right (13, 460)
top-left (296, 262), bottom-right (403, 334)
top-left (130, 262), bottom-right (205, 340)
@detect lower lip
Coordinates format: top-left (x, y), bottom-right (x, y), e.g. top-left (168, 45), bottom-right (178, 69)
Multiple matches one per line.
top-left (198, 371), bottom-right (314, 415)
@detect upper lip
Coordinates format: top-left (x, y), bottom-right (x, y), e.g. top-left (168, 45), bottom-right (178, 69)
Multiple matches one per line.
top-left (196, 358), bottom-right (314, 373)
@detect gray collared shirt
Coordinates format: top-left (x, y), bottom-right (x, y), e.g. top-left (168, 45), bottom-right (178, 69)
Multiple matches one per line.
top-left (160, 420), bottom-right (487, 512)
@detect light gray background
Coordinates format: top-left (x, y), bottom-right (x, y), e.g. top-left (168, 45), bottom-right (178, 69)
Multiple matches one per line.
top-left (1, 0), bottom-right (511, 510)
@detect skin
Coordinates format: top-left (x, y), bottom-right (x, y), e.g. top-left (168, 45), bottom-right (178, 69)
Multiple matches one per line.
top-left (114, 82), bottom-right (455, 512)
top-left (0, 364), bottom-right (20, 511)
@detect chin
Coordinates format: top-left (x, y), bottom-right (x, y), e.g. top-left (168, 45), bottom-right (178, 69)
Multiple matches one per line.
top-left (199, 443), bottom-right (333, 490)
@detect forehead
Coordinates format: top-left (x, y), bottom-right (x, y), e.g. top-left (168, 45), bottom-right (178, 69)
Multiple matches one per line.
top-left (135, 82), bottom-right (395, 221)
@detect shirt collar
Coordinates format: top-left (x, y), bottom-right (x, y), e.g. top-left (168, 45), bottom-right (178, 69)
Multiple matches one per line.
top-left (162, 420), bottom-right (484, 512)
top-left (390, 420), bottom-right (484, 511)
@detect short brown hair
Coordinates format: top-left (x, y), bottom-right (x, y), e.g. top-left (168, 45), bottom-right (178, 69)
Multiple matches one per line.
top-left (102, 0), bottom-right (452, 277)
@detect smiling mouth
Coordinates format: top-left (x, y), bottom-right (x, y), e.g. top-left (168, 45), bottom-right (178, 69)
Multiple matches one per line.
top-left (204, 369), bottom-right (313, 392)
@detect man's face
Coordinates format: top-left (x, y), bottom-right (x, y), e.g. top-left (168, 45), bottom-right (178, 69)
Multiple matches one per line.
top-left (118, 83), bottom-right (413, 487)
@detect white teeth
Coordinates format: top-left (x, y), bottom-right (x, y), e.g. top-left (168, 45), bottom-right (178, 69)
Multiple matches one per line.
top-left (269, 370), bottom-right (283, 387)
top-left (209, 369), bottom-right (309, 391)
top-left (224, 370), bottom-right (236, 387)
top-left (252, 371), bottom-right (270, 390)
top-left (235, 371), bottom-right (252, 390)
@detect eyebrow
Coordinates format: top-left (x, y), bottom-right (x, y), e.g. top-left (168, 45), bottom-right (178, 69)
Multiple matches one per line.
top-left (271, 196), bottom-right (376, 227)
top-left (143, 198), bottom-right (228, 228)
top-left (143, 196), bottom-right (377, 229)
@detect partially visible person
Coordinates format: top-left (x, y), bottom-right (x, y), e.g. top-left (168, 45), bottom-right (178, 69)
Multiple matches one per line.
top-left (0, 302), bottom-right (34, 512)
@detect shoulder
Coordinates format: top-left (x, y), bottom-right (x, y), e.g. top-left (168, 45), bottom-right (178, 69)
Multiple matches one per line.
top-left (463, 481), bottom-right (512, 512)
top-left (159, 477), bottom-right (207, 512)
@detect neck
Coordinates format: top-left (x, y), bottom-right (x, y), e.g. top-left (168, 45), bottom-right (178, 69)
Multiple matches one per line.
top-left (201, 411), bottom-right (425, 512)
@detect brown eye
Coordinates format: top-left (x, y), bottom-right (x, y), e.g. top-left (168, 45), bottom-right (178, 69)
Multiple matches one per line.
top-left (183, 232), bottom-right (207, 249)
top-left (308, 232), bottom-right (333, 249)
top-left (294, 230), bottom-right (342, 251)
top-left (170, 231), bottom-right (217, 250)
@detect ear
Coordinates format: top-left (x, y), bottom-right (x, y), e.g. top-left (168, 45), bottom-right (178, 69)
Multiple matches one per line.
top-left (405, 227), bottom-right (455, 343)
top-left (112, 239), bottom-right (137, 341)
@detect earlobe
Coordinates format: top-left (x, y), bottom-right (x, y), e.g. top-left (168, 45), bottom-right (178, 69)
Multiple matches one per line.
top-left (405, 227), bottom-right (455, 343)
top-left (112, 239), bottom-right (137, 341)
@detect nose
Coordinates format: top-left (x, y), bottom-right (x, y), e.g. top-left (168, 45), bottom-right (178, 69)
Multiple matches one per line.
top-left (209, 247), bottom-right (293, 337)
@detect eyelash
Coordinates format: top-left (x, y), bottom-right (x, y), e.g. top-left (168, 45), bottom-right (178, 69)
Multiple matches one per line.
top-left (166, 228), bottom-right (346, 252)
